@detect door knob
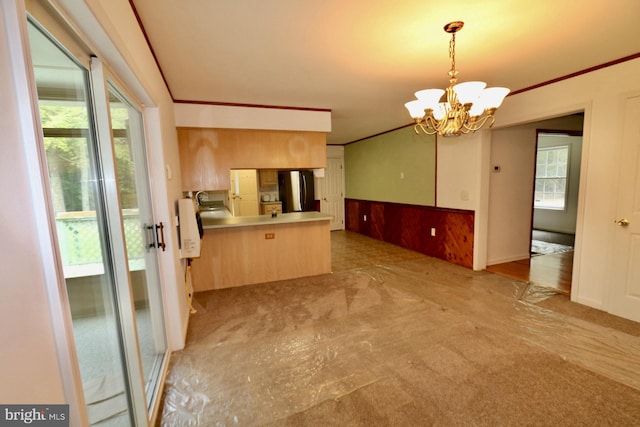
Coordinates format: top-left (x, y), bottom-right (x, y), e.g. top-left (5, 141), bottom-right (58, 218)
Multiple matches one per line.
top-left (615, 218), bottom-right (630, 227)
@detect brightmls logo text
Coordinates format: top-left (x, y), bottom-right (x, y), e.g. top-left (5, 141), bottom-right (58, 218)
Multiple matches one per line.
top-left (0, 405), bottom-right (68, 426)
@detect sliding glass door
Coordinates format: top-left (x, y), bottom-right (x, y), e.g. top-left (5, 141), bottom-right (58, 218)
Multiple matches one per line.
top-left (28, 14), bottom-right (166, 426)
top-left (104, 79), bottom-right (167, 406)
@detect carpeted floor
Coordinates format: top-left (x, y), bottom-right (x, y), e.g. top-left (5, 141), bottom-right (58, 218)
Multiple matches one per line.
top-left (159, 231), bottom-right (640, 426)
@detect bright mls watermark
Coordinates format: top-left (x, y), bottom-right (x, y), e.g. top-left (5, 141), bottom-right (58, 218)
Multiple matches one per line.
top-left (0, 405), bottom-right (68, 426)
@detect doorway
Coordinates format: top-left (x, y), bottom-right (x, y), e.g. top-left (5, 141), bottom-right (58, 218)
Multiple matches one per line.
top-left (529, 130), bottom-right (582, 292)
top-left (317, 157), bottom-right (346, 230)
top-left (486, 114), bottom-right (584, 294)
top-left (229, 169), bottom-right (259, 216)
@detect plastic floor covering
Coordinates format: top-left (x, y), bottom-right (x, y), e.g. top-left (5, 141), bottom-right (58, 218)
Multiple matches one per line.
top-left (158, 231), bottom-right (640, 426)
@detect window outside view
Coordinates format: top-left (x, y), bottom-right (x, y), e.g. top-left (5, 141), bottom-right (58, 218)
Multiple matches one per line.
top-left (41, 102), bottom-right (139, 277)
top-left (534, 145), bottom-right (569, 210)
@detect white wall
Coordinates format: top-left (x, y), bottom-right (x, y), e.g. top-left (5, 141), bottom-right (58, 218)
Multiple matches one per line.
top-left (437, 133), bottom-right (482, 211)
top-left (497, 62), bottom-right (639, 310)
top-left (436, 130), bottom-right (491, 270)
top-left (174, 102), bottom-right (332, 132)
top-left (440, 56), bottom-right (640, 312)
top-left (326, 145), bottom-right (345, 157)
top-left (486, 126), bottom-right (538, 264)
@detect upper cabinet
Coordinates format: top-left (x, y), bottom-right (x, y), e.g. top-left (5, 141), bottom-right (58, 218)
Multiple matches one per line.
top-left (259, 170), bottom-right (278, 186)
top-left (178, 127), bottom-right (231, 190)
top-left (178, 128), bottom-right (327, 191)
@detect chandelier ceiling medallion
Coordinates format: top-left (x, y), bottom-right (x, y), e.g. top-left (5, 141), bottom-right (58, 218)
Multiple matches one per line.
top-left (405, 21), bottom-right (510, 137)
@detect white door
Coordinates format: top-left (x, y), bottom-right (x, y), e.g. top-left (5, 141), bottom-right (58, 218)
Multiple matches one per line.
top-left (230, 169), bottom-right (259, 216)
top-left (610, 94), bottom-right (640, 322)
top-left (319, 158), bottom-right (345, 231)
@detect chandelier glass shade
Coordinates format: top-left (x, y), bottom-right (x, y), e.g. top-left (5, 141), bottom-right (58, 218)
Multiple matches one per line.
top-left (405, 21), bottom-right (510, 137)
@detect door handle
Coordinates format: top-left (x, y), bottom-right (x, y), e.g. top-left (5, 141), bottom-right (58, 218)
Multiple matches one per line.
top-left (155, 222), bottom-right (166, 251)
top-left (145, 224), bottom-right (155, 251)
top-left (615, 218), bottom-right (630, 227)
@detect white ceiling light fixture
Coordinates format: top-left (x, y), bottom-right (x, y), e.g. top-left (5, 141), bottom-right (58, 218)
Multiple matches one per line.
top-left (405, 21), bottom-right (510, 137)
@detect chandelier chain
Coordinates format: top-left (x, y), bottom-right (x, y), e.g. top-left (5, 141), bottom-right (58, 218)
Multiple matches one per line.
top-left (449, 33), bottom-right (456, 76)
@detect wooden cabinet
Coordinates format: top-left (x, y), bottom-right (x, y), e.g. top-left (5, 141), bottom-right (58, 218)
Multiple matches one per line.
top-left (177, 127), bottom-right (327, 191)
top-left (190, 220), bottom-right (331, 291)
top-left (259, 170), bottom-right (278, 186)
top-left (177, 127), bottom-right (231, 191)
top-left (260, 202), bottom-right (282, 215)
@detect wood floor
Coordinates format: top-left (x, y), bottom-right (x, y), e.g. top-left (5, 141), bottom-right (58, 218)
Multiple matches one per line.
top-left (486, 251), bottom-right (574, 294)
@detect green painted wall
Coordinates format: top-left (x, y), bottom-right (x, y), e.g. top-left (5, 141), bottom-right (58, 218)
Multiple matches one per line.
top-left (344, 126), bottom-right (436, 206)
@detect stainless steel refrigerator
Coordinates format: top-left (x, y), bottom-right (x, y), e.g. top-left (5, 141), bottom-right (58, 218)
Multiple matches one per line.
top-left (278, 170), bottom-right (315, 212)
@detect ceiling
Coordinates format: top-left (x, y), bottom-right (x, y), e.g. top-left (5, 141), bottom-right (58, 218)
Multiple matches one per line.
top-left (131, 0), bottom-right (640, 144)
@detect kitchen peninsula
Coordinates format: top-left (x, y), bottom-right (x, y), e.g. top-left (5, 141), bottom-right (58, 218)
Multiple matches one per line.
top-left (190, 211), bottom-right (333, 291)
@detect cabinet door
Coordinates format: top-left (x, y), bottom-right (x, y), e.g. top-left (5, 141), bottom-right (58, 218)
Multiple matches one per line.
top-left (259, 170), bottom-right (278, 186)
top-left (178, 128), bottom-right (231, 190)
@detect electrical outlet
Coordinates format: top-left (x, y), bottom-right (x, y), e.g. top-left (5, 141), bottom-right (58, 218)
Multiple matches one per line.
top-left (265, 233), bottom-right (275, 239)
top-left (430, 227), bottom-right (436, 237)
top-left (363, 215), bottom-right (367, 222)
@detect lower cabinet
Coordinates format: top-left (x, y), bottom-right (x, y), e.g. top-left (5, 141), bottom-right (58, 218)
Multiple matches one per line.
top-left (190, 220), bottom-right (331, 291)
top-left (260, 202), bottom-right (282, 215)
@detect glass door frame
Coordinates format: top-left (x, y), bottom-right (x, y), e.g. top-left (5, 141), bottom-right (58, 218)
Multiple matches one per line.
top-left (91, 56), bottom-right (169, 415)
top-left (89, 56), bottom-right (149, 425)
top-left (22, 2), bottom-right (169, 424)
top-left (5, 2), bottom-right (88, 425)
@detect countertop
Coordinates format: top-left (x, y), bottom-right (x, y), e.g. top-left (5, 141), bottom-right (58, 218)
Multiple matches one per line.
top-left (200, 211), bottom-right (332, 229)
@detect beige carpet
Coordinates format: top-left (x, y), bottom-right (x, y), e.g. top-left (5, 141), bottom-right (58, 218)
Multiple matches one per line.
top-left (159, 231), bottom-right (640, 426)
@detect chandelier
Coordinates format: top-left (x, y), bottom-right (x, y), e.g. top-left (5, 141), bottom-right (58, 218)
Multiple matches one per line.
top-left (405, 21), bottom-right (510, 137)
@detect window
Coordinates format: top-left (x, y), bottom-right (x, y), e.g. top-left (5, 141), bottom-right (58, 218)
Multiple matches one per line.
top-left (535, 145), bottom-right (569, 210)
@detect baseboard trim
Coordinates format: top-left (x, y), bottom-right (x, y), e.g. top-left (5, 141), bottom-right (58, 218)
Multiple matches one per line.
top-left (486, 253), bottom-right (531, 266)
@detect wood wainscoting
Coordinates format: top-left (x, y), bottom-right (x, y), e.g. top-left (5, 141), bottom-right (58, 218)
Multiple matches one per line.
top-left (345, 199), bottom-right (474, 268)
